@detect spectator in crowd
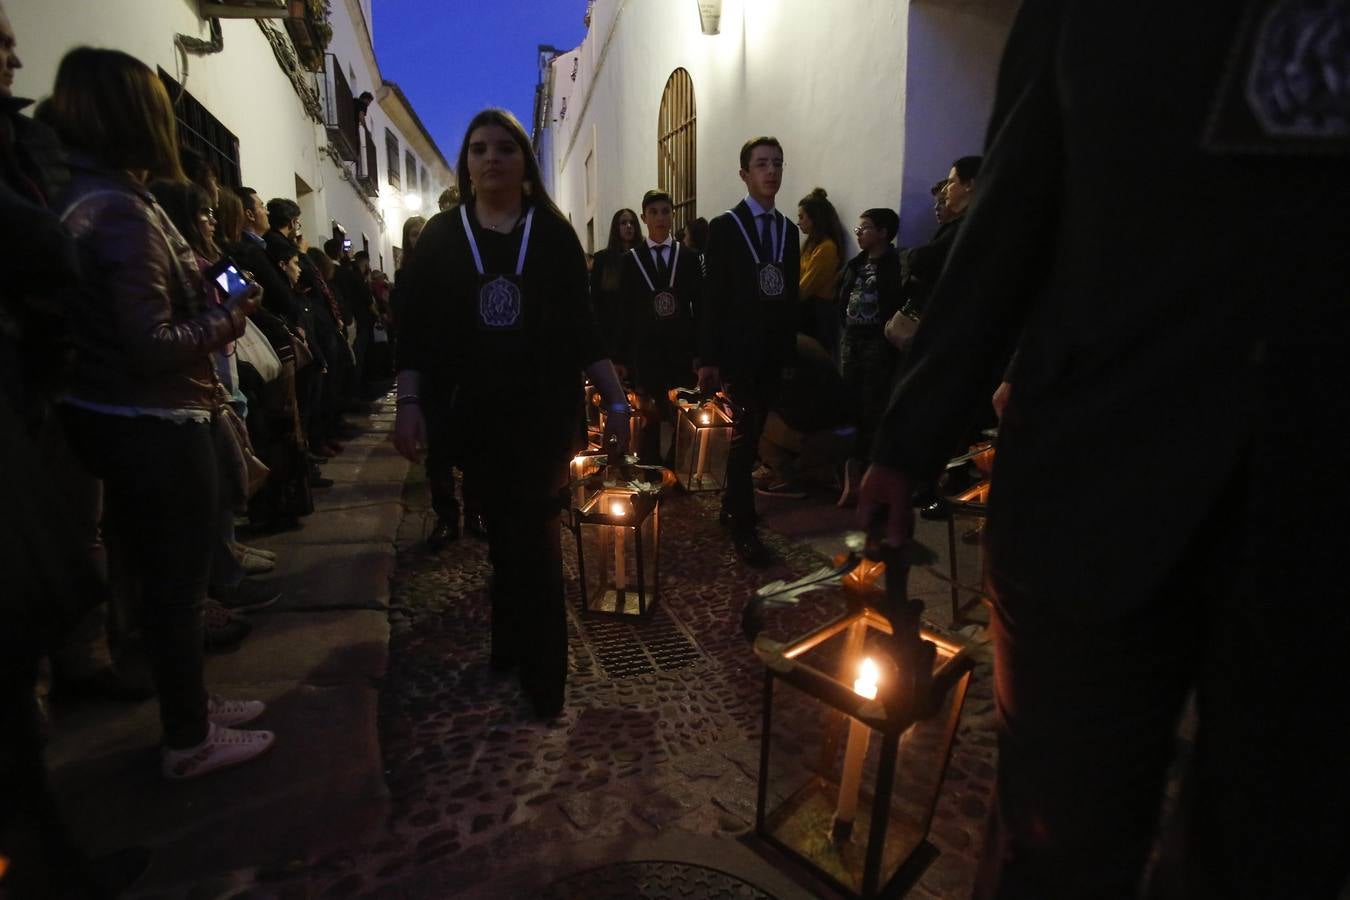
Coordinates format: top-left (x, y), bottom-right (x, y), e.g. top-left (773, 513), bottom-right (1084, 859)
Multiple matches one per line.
top-left (304, 243), bottom-right (353, 458)
top-left (234, 186), bottom-right (302, 327)
top-left (900, 155), bottom-right (979, 316)
top-left (0, 8), bottom-right (153, 892)
top-left (617, 188), bottom-right (701, 466)
top-left (348, 249), bottom-right (378, 389)
top-left (796, 187), bottom-right (847, 359)
top-left (755, 334), bottom-right (855, 498)
top-left (151, 178), bottom-right (283, 632)
top-left (836, 206), bottom-right (902, 507)
top-left (931, 177), bottom-right (953, 225)
top-left (393, 107), bottom-right (631, 719)
top-left (681, 215), bottom-right (709, 256)
top-left (860, 3), bottom-right (1349, 894)
top-left (589, 207), bottom-right (641, 359)
top-left (217, 188), bottom-right (315, 534)
top-left (697, 136), bottom-right (799, 567)
top-left (437, 184), bottom-right (460, 212)
top-left (41, 46), bottom-right (274, 780)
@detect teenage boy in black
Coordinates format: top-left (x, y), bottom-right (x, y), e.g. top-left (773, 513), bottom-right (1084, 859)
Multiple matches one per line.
top-left (619, 189), bottom-right (701, 465)
top-left (697, 137), bottom-right (800, 567)
top-left (836, 208), bottom-right (902, 507)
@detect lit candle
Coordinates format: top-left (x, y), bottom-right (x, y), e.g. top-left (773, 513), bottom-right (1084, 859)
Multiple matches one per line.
top-left (833, 657), bottom-right (879, 839)
top-left (611, 499), bottom-right (627, 591)
top-left (694, 409), bottom-right (712, 479)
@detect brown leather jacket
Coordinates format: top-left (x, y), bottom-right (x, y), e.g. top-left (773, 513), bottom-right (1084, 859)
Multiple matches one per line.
top-left (58, 160), bottom-right (244, 412)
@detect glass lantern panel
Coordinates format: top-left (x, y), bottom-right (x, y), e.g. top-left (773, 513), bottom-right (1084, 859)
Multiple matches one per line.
top-left (673, 403), bottom-right (732, 492)
top-left (759, 619), bottom-right (966, 896)
top-left (577, 489), bottom-right (660, 616)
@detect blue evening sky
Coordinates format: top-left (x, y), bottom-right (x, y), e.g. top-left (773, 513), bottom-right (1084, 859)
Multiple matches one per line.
top-left (373, 0), bottom-right (589, 165)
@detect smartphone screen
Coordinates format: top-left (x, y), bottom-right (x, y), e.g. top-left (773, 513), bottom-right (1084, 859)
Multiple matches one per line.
top-left (215, 264), bottom-right (249, 299)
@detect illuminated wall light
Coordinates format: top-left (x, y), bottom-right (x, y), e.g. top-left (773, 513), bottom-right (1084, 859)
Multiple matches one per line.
top-left (696, 0), bottom-right (722, 34)
top-left (403, 192), bottom-right (424, 212)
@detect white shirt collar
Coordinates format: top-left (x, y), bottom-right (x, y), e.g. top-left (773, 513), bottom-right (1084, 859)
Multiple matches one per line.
top-left (744, 195), bottom-right (776, 218)
top-left (646, 237), bottom-right (674, 251)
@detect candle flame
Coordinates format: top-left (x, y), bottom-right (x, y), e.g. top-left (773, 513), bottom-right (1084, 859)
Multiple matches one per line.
top-left (699, 413), bottom-right (711, 425)
top-left (854, 657), bottom-right (879, 700)
top-left (610, 501), bottom-right (627, 517)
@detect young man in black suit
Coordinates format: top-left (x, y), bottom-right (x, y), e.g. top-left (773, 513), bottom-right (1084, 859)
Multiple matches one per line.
top-left (697, 137), bottom-right (800, 566)
top-left (619, 189), bottom-right (701, 466)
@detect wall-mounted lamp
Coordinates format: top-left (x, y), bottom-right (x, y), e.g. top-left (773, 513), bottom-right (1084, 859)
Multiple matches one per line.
top-left (403, 192), bottom-right (424, 212)
top-left (696, 0), bottom-right (722, 35)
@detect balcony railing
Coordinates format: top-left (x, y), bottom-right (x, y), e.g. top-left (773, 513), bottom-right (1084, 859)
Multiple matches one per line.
top-left (320, 53), bottom-right (359, 162)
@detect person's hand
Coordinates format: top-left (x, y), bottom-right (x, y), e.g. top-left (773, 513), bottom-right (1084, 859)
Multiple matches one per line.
top-left (296, 326), bottom-right (307, 341)
top-left (393, 403), bottom-right (428, 463)
top-left (233, 282), bottom-right (263, 317)
top-left (602, 404), bottom-right (631, 456)
top-left (992, 381), bottom-right (1012, 421)
top-left (696, 365), bottom-right (720, 394)
top-left (856, 463), bottom-right (914, 548)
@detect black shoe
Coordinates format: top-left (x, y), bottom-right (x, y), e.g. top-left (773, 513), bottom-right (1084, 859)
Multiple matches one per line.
top-left (465, 512), bottom-right (488, 540)
top-left (732, 530), bottom-right (772, 568)
top-left (203, 599), bottom-right (252, 651)
top-left (525, 683), bottom-right (565, 720)
top-left (308, 453), bottom-right (330, 466)
top-left (426, 517), bottom-right (459, 552)
top-left (54, 667), bottom-right (154, 704)
top-left (310, 466), bottom-right (334, 488)
top-left (755, 480), bottom-right (808, 500)
top-left (212, 579), bottom-right (282, 613)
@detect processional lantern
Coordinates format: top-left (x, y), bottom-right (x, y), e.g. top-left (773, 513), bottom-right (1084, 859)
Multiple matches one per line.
top-left (565, 439), bottom-right (670, 617)
top-left (671, 388), bottom-right (733, 492)
top-left (943, 439), bottom-right (995, 626)
top-left (747, 542), bottom-right (974, 898)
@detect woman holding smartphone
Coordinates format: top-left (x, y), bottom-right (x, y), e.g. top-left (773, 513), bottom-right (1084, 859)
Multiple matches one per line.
top-left (43, 48), bottom-right (275, 778)
top-left (393, 108), bottom-right (631, 719)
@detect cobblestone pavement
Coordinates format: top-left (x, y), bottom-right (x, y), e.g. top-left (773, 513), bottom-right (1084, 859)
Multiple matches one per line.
top-left (223, 463), bottom-right (998, 900)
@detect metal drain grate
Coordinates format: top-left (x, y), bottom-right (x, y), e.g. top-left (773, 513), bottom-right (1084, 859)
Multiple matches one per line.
top-left (573, 606), bottom-right (706, 679)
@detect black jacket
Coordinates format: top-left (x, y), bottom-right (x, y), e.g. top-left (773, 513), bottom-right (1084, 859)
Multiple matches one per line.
top-left (899, 217), bottom-right (961, 316)
top-left (873, 0), bottom-right (1350, 619)
top-left (617, 241), bottom-right (700, 384)
top-left (397, 204), bottom-right (607, 461)
top-left (698, 200), bottom-right (800, 375)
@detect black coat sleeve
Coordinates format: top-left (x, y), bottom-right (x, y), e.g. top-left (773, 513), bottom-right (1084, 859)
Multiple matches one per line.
top-left (697, 215), bottom-right (736, 368)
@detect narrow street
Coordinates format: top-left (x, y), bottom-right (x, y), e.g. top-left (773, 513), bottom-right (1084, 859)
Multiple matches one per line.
top-left (47, 398), bottom-right (997, 899)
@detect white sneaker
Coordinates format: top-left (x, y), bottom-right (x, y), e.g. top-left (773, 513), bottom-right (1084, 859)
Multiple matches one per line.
top-left (207, 695), bottom-right (266, 727)
top-left (237, 550), bottom-right (276, 575)
top-left (162, 722), bottom-right (275, 780)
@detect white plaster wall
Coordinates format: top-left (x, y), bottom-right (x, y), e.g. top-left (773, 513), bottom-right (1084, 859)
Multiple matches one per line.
top-left (899, 0), bottom-right (1020, 247)
top-left (544, 0), bottom-right (1017, 257)
top-left (548, 0), bottom-right (911, 262)
top-left (7, 0), bottom-right (441, 273)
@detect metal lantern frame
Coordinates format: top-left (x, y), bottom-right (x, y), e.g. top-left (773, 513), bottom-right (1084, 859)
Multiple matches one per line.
top-left (565, 458), bottom-right (670, 619)
top-left (749, 552), bottom-right (975, 899)
top-left (943, 441), bottom-right (995, 626)
top-left (672, 394), bottom-right (733, 492)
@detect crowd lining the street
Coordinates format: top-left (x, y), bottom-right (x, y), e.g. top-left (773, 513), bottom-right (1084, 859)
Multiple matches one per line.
top-left (4, 1), bottom-right (1348, 898)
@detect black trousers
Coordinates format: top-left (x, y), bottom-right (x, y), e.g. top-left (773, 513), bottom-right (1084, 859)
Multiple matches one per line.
top-left (61, 407), bottom-right (214, 749)
top-left (839, 330), bottom-right (895, 464)
top-left (976, 465), bottom-right (1350, 898)
top-left (468, 453), bottom-right (569, 706)
top-left (721, 366), bottom-right (782, 528)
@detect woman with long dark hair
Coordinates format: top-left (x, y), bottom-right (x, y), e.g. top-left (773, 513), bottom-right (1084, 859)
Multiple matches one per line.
top-left (589, 207), bottom-right (641, 359)
top-left (393, 108), bottom-right (631, 719)
top-left (42, 47), bottom-right (274, 778)
top-left (797, 187), bottom-right (848, 360)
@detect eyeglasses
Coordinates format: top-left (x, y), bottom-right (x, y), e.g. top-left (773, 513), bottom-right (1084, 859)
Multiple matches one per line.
top-left (854, 224), bottom-right (875, 235)
top-left (201, 208), bottom-right (217, 220)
